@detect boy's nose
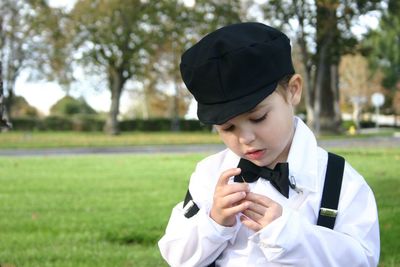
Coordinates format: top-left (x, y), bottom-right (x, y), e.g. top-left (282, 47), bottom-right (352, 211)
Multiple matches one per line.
top-left (238, 129), bottom-right (255, 145)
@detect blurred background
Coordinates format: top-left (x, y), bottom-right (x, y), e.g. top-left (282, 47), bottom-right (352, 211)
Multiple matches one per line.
top-left (0, 0), bottom-right (399, 135)
top-left (1, 1), bottom-right (399, 266)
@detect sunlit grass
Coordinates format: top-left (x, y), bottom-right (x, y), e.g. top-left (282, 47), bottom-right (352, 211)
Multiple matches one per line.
top-left (0, 148), bottom-right (398, 266)
top-left (0, 131), bottom-right (222, 149)
top-left (0, 128), bottom-right (397, 149)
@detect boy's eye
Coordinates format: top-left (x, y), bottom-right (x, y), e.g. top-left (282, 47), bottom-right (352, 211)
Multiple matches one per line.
top-left (221, 125), bottom-right (235, 132)
top-left (250, 114), bottom-right (267, 123)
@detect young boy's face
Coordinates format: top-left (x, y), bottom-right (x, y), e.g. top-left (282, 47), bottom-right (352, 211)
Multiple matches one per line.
top-left (214, 75), bottom-right (302, 168)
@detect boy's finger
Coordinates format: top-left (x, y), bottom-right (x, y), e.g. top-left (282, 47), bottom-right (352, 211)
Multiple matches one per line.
top-left (224, 200), bottom-right (250, 216)
top-left (245, 192), bottom-right (274, 207)
top-left (245, 201), bottom-right (266, 216)
top-left (242, 209), bottom-right (263, 221)
top-left (219, 191), bottom-right (247, 208)
top-left (221, 183), bottom-right (249, 196)
top-left (217, 168), bottom-right (241, 186)
top-left (240, 215), bottom-right (261, 232)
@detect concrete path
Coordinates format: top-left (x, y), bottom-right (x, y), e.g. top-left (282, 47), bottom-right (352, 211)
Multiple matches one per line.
top-left (0, 136), bottom-right (399, 157)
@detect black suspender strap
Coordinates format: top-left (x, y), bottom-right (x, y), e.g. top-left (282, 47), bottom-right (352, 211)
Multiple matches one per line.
top-left (316, 152), bottom-right (345, 230)
top-left (183, 189), bottom-right (199, 218)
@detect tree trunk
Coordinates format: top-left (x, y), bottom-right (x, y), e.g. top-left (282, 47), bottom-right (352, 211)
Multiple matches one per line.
top-left (171, 40), bottom-right (180, 132)
top-left (171, 82), bottom-right (180, 132)
top-left (318, 59), bottom-right (337, 133)
top-left (104, 67), bottom-right (125, 135)
top-left (294, 0), bottom-right (315, 129)
top-left (313, 43), bottom-right (327, 136)
top-left (315, 0), bottom-right (341, 134)
top-left (304, 68), bottom-right (315, 129)
top-left (0, 63), bottom-right (12, 130)
top-left (298, 36), bottom-right (315, 129)
top-left (330, 64), bottom-right (342, 132)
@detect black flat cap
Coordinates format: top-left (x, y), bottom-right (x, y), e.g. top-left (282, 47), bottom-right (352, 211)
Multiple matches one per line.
top-left (180, 22), bottom-right (295, 125)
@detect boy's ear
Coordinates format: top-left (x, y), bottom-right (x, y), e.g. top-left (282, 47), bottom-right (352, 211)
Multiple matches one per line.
top-left (288, 74), bottom-right (303, 105)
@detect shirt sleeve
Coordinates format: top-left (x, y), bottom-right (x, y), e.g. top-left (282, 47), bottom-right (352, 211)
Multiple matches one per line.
top-left (249, 163), bottom-right (380, 267)
top-left (158, 154), bottom-right (241, 267)
top-left (158, 202), bottom-right (240, 267)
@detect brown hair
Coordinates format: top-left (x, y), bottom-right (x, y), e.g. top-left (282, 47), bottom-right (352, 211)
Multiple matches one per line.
top-left (276, 74), bottom-right (294, 102)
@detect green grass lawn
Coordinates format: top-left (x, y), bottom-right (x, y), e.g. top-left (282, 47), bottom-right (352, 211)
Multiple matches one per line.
top-left (0, 131), bottom-right (222, 149)
top-left (0, 129), bottom-right (397, 149)
top-left (0, 149), bottom-right (399, 266)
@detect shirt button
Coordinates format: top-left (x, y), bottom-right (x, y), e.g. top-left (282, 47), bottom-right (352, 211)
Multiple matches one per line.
top-left (260, 241), bottom-right (269, 248)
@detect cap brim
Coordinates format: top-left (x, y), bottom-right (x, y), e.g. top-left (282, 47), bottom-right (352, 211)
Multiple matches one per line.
top-left (197, 82), bottom-right (278, 125)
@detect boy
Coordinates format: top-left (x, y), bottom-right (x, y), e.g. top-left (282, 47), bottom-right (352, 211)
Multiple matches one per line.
top-left (158, 22), bottom-right (380, 266)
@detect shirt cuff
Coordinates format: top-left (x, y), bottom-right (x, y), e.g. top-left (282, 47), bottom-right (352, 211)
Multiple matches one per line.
top-left (249, 207), bottom-right (299, 260)
top-left (198, 205), bottom-right (240, 244)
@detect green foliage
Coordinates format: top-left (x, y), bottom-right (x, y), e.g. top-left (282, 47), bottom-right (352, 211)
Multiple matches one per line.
top-left (258, 0), bottom-right (383, 132)
top-left (0, 149), bottom-right (399, 266)
top-left (341, 120), bottom-right (356, 130)
top-left (120, 119), bottom-right (212, 132)
top-left (1, 0), bottom-right (41, 96)
top-left (9, 95), bottom-right (39, 118)
top-left (362, 0), bottom-right (400, 91)
top-left (44, 115), bottom-right (74, 130)
top-left (50, 95), bottom-right (96, 116)
top-left (10, 117), bottom-right (42, 131)
top-left (10, 115), bottom-right (104, 132)
top-left (9, 117), bottom-right (212, 132)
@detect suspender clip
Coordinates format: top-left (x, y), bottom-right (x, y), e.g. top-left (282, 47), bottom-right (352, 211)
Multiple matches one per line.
top-left (320, 207), bottom-right (338, 218)
top-left (183, 200), bottom-right (195, 216)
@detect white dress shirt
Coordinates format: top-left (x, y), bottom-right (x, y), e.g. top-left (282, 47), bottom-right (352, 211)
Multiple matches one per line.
top-left (158, 118), bottom-right (380, 266)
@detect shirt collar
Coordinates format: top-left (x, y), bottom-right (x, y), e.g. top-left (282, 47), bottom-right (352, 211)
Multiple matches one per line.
top-left (287, 117), bottom-right (319, 192)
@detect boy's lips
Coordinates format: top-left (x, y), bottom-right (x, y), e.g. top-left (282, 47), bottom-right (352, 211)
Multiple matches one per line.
top-left (245, 149), bottom-right (266, 160)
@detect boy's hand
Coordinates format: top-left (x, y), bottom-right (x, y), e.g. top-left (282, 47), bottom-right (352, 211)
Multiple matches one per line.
top-left (210, 168), bottom-right (250, 227)
top-left (239, 192), bottom-right (282, 232)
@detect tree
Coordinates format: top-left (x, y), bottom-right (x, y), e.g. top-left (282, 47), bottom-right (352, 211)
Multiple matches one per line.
top-left (257, 0), bottom-right (381, 134)
top-left (0, 0), bottom-right (65, 122)
top-left (1, 0), bottom-right (32, 119)
top-left (10, 95), bottom-right (39, 118)
top-left (0, 63), bottom-right (12, 130)
top-left (137, 0), bottom-right (243, 130)
top-left (0, 0), bottom-right (54, 118)
top-left (364, 0), bottom-right (399, 91)
top-left (50, 95), bottom-right (96, 116)
top-left (362, 0), bottom-right (400, 123)
top-left (65, 0), bottom-right (181, 135)
top-left (339, 54), bottom-right (384, 129)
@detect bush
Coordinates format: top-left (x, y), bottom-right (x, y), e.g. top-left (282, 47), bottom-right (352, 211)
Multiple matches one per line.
top-left (50, 96), bottom-right (97, 116)
top-left (71, 115), bottom-right (105, 131)
top-left (342, 120), bottom-right (356, 130)
top-left (43, 116), bottom-right (74, 131)
top-left (119, 118), bottom-right (212, 132)
top-left (11, 117), bottom-right (43, 131)
top-left (359, 120), bottom-right (376, 128)
top-left (9, 116), bottom-right (212, 132)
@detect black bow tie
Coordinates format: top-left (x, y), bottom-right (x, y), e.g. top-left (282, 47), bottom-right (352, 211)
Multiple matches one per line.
top-left (234, 158), bottom-right (290, 198)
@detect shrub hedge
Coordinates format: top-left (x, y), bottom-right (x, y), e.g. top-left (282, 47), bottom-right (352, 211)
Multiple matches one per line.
top-left (11, 116), bottom-right (393, 132)
top-left (10, 116), bottom-right (212, 132)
